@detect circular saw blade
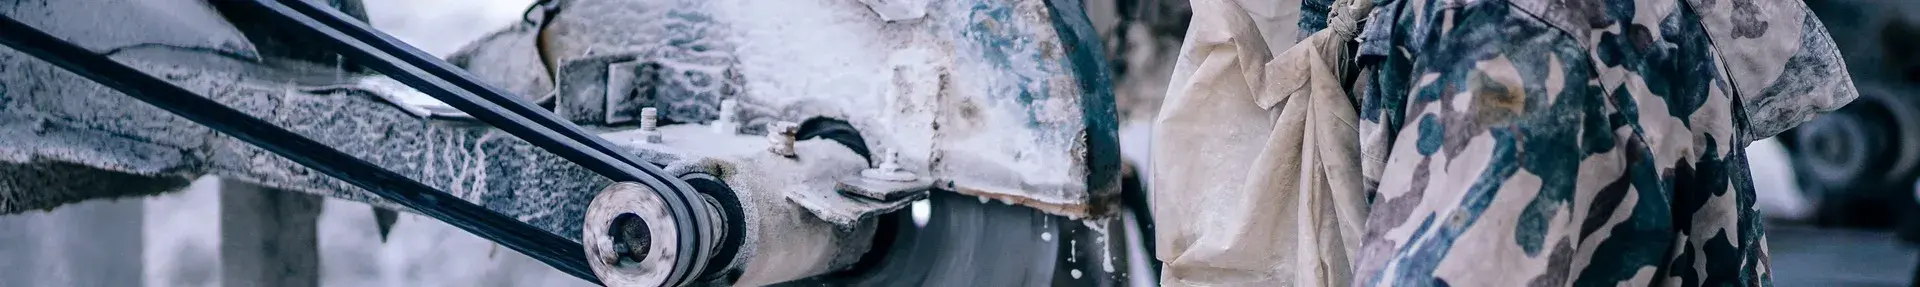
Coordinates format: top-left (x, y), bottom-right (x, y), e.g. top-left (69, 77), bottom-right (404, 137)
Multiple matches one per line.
top-left (782, 192), bottom-right (1151, 286)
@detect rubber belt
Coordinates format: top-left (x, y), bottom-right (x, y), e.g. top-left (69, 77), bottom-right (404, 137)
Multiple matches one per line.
top-left (227, 1), bottom-right (718, 285)
top-left (0, 14), bottom-right (609, 284)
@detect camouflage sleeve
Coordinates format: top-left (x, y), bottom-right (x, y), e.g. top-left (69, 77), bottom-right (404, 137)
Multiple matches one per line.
top-left (1357, 0), bottom-right (1777, 285)
top-left (1353, 0), bottom-right (1614, 285)
top-left (1298, 0), bottom-right (1333, 39)
top-left (1688, 0), bottom-right (1857, 141)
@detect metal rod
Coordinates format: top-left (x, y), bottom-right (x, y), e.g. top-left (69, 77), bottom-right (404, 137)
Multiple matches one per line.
top-left (0, 15), bottom-right (605, 284)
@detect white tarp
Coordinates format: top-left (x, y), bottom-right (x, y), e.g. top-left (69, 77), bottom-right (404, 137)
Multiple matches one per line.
top-left (1149, 0), bottom-right (1369, 285)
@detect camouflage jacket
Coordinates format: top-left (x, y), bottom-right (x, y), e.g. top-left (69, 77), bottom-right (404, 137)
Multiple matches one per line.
top-left (1299, 0), bottom-right (1857, 286)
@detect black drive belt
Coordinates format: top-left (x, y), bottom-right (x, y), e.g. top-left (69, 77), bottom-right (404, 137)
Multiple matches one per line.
top-left (0, 1), bottom-right (718, 285)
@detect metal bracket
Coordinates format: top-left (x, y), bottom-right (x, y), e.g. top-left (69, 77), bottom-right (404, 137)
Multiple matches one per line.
top-left (666, 139), bottom-right (926, 227)
top-left (553, 49), bottom-right (743, 127)
top-left (603, 60), bottom-right (648, 125)
top-left (837, 175), bottom-right (933, 202)
top-left (791, 178), bottom-right (929, 226)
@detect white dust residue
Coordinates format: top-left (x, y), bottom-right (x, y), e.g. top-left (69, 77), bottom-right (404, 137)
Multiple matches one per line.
top-left (1082, 219), bottom-right (1115, 273)
top-left (1069, 239), bottom-right (1078, 262)
top-left (710, 0), bottom-right (1089, 209)
top-left (143, 177), bottom-right (222, 286)
top-left (911, 200), bottom-right (932, 227)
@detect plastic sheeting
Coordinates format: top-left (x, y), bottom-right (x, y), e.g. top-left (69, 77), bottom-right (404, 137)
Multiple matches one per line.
top-left (1148, 0), bottom-right (1368, 285)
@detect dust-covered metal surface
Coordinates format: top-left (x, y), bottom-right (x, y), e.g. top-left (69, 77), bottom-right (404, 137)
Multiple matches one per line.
top-left (0, 0), bottom-right (619, 239)
top-left (2, 0), bottom-right (1119, 248)
top-left (1, 0), bottom-right (259, 60)
top-left (0, 0), bottom-right (247, 212)
top-left (0, 48), bottom-right (625, 240)
top-left (470, 0), bottom-right (1120, 217)
top-left (0, 0), bottom-right (1139, 284)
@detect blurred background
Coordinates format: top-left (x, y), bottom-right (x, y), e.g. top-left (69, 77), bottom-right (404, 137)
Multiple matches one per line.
top-left (3, 0), bottom-right (1919, 286)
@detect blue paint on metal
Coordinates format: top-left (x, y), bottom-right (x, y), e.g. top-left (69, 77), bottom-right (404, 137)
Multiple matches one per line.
top-left (953, 0), bottom-right (1121, 199)
top-left (962, 1), bottom-right (1056, 130)
top-left (1042, 0), bottom-right (1122, 198)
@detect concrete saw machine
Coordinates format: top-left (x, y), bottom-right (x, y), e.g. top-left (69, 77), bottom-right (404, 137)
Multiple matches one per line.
top-left (0, 0), bottom-right (1155, 285)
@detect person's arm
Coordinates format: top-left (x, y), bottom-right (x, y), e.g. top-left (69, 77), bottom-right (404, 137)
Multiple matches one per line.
top-left (1353, 1), bottom-right (1631, 285)
top-left (1297, 0), bottom-right (1334, 39)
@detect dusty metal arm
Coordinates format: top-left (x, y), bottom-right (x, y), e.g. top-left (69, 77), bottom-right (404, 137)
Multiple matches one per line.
top-left (217, 4), bottom-right (718, 280)
top-left (247, 0), bottom-right (690, 194)
top-left (1, 2), bottom-right (844, 284)
top-left (221, 1), bottom-right (729, 285)
top-left (0, 14), bottom-right (605, 284)
top-left (0, 0), bottom-right (1130, 285)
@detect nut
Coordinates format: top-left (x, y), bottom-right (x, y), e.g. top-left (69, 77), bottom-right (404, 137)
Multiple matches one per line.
top-left (639, 107), bottom-right (663, 144)
top-left (860, 149), bottom-right (916, 182)
top-left (712, 99), bottom-right (739, 134)
top-left (766, 121), bottom-right (798, 157)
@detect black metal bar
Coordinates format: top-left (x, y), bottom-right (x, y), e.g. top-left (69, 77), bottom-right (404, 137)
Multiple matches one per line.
top-left (223, 1), bottom-right (716, 284)
top-left (0, 15), bottom-right (605, 284)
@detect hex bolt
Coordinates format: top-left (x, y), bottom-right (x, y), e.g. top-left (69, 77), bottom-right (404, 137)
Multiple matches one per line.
top-left (712, 99), bottom-right (739, 134)
top-left (639, 107), bottom-right (659, 130)
top-left (767, 121), bottom-right (798, 157)
top-left (878, 149), bottom-right (903, 172)
top-left (861, 148), bottom-right (917, 182)
top-left (639, 107), bottom-right (663, 144)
